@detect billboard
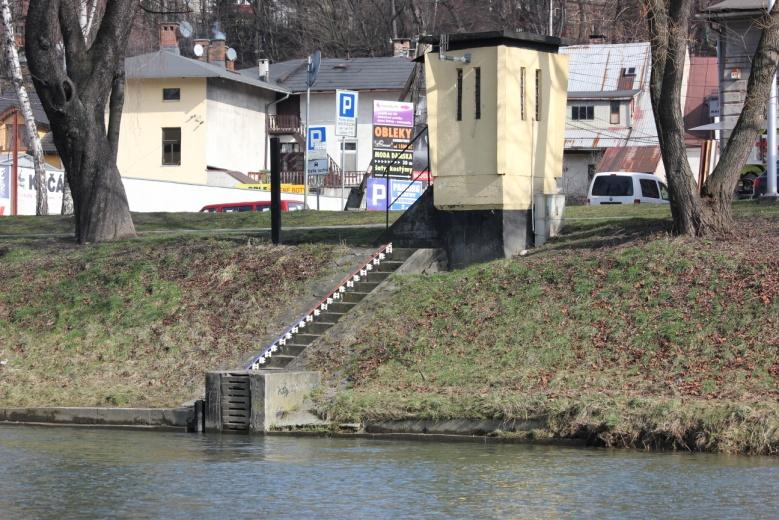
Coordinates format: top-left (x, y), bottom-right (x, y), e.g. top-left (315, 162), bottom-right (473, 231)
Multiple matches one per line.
top-left (0, 161), bottom-right (64, 216)
top-left (372, 100), bottom-right (414, 178)
top-left (366, 177), bottom-right (425, 211)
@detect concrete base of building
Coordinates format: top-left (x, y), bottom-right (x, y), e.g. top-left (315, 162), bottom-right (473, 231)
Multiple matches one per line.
top-left (758, 194), bottom-right (779, 204)
top-left (386, 186), bottom-right (533, 269)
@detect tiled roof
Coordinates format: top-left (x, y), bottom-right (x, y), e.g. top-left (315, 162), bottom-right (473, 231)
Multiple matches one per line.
top-left (239, 56), bottom-right (416, 93)
top-left (0, 91), bottom-right (49, 125)
top-left (597, 146), bottom-right (661, 173)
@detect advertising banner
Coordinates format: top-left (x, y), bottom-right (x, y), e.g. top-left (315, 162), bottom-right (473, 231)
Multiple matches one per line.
top-left (0, 162), bottom-right (64, 216)
top-left (372, 100), bottom-right (414, 177)
top-left (366, 177), bottom-right (425, 211)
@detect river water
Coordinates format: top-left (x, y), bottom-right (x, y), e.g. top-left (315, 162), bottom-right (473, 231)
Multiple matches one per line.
top-left (0, 425), bottom-right (777, 519)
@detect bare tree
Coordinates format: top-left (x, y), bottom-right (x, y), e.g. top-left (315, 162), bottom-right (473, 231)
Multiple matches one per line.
top-left (26, 0), bottom-right (137, 242)
top-left (1, 0), bottom-right (48, 215)
top-left (645, 0), bottom-right (779, 235)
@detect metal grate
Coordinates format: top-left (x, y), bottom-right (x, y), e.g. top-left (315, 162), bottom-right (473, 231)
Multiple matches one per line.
top-left (220, 373), bottom-right (251, 432)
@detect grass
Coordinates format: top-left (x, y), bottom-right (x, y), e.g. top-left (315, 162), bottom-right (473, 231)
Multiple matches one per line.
top-left (0, 236), bottom-right (349, 407)
top-left (309, 208), bottom-right (779, 454)
top-left (0, 210), bottom-right (400, 236)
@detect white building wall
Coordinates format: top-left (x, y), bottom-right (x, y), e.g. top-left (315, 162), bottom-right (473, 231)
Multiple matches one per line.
top-left (561, 151), bottom-right (603, 200)
top-left (206, 78), bottom-right (275, 174)
top-left (301, 90), bottom-right (406, 172)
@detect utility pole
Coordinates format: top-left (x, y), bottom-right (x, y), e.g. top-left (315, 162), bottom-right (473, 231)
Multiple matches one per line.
top-left (304, 55), bottom-right (311, 210)
top-left (769, 0), bottom-right (779, 199)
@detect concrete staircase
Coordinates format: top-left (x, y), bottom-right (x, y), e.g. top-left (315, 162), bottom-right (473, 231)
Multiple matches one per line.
top-left (247, 245), bottom-right (415, 370)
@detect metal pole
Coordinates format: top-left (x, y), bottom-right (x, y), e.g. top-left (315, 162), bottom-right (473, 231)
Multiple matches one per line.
top-left (340, 137), bottom-right (345, 210)
top-left (769, 0), bottom-right (779, 199)
top-left (304, 57), bottom-right (311, 210)
top-left (385, 170), bottom-right (390, 229)
top-left (12, 109), bottom-right (18, 216)
top-left (548, 0), bottom-right (553, 36)
top-left (270, 137), bottom-right (281, 245)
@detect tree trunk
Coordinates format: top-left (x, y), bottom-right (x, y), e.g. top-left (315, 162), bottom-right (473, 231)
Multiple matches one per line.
top-left (25, 0), bottom-right (136, 242)
top-left (1, 0), bottom-right (48, 216)
top-left (644, 0), bottom-right (779, 236)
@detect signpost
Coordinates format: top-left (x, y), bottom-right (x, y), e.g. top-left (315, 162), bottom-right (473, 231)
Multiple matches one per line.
top-left (304, 50), bottom-right (321, 210)
top-left (336, 90), bottom-right (358, 209)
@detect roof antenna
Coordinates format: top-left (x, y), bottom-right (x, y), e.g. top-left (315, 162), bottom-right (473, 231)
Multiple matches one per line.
top-left (438, 33), bottom-right (470, 64)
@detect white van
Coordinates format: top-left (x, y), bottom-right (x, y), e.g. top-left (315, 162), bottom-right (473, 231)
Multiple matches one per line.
top-left (587, 172), bottom-right (670, 205)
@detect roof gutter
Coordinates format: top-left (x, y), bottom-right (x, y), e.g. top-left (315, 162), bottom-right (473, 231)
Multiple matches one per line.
top-left (263, 91), bottom-right (292, 170)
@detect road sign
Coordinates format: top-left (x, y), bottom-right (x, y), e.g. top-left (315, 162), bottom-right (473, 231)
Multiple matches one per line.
top-left (308, 158), bottom-right (329, 176)
top-left (335, 90), bottom-right (358, 137)
top-left (307, 126), bottom-right (327, 151)
top-left (307, 50), bottom-right (321, 88)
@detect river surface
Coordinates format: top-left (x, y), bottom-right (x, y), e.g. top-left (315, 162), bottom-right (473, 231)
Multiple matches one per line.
top-left (0, 425), bottom-right (777, 519)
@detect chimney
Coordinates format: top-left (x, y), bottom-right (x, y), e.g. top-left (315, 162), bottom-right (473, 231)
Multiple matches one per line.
top-left (258, 59), bottom-right (270, 82)
top-left (159, 22), bottom-right (180, 54)
top-left (392, 38), bottom-right (411, 57)
top-left (194, 38), bottom-right (210, 62)
top-left (209, 38), bottom-right (226, 68)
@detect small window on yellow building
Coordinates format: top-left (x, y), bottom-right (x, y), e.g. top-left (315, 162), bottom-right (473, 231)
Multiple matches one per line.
top-left (456, 68), bottom-right (463, 121)
top-left (163, 88), bottom-right (181, 101)
top-left (474, 67), bottom-right (481, 120)
top-left (535, 69), bottom-right (542, 121)
top-left (520, 67), bottom-right (526, 121)
top-left (162, 127), bottom-right (181, 165)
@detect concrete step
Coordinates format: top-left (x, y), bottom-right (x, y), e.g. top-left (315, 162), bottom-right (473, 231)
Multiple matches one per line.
top-left (376, 260), bottom-right (405, 273)
top-left (353, 281), bottom-right (380, 293)
top-left (281, 343), bottom-right (308, 356)
top-left (291, 333), bottom-right (320, 346)
top-left (318, 311), bottom-right (346, 323)
top-left (389, 248), bottom-right (416, 261)
top-left (342, 291), bottom-right (370, 303)
top-left (366, 271), bottom-right (390, 283)
top-left (265, 354), bottom-right (295, 369)
top-left (302, 322), bottom-right (336, 334)
top-left (328, 302), bottom-right (356, 314)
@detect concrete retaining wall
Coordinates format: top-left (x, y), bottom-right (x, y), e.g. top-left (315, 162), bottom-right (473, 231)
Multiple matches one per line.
top-left (0, 406), bottom-right (196, 430)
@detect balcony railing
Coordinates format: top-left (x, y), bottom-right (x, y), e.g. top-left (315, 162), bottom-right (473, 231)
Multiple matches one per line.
top-left (267, 114), bottom-right (303, 135)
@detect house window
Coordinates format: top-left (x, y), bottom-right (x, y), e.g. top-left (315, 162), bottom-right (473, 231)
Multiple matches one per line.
top-left (535, 69), bottom-right (542, 121)
top-left (162, 127), bottom-right (181, 165)
top-left (520, 67), bottom-right (526, 120)
top-left (571, 105), bottom-right (594, 120)
top-left (456, 68), bottom-right (463, 121)
top-left (610, 101), bottom-right (620, 124)
top-left (162, 88), bottom-right (181, 101)
top-left (474, 67), bottom-right (481, 120)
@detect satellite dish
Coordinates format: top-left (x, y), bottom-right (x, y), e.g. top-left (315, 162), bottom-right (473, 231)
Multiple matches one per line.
top-left (179, 21), bottom-right (194, 38)
top-left (193, 43), bottom-right (204, 57)
top-left (226, 47), bottom-right (237, 61)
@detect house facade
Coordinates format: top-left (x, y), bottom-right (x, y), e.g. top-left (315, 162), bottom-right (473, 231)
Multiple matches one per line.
top-left (118, 23), bottom-right (288, 186)
top-left (559, 42), bottom-right (666, 201)
top-left (239, 56), bottom-right (416, 179)
top-left (702, 0), bottom-right (768, 163)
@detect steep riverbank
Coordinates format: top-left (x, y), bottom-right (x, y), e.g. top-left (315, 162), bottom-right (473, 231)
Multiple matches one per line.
top-left (309, 214), bottom-right (779, 455)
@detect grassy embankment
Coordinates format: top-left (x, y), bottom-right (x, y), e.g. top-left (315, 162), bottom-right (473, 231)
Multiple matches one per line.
top-left (308, 202), bottom-right (779, 455)
top-left (1, 203), bottom-right (778, 454)
top-left (0, 237), bottom-right (351, 407)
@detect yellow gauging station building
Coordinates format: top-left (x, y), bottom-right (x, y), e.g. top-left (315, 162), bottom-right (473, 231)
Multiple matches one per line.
top-left (392, 31), bottom-right (568, 269)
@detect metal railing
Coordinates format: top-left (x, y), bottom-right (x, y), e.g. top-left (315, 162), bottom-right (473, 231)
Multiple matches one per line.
top-left (246, 243), bottom-right (393, 369)
top-left (267, 114), bottom-right (303, 135)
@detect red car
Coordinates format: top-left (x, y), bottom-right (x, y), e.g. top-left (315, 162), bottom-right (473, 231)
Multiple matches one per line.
top-left (200, 200), bottom-right (304, 213)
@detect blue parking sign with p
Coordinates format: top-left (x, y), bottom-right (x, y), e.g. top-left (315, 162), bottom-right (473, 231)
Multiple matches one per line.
top-left (339, 92), bottom-right (356, 118)
top-left (308, 126), bottom-right (326, 151)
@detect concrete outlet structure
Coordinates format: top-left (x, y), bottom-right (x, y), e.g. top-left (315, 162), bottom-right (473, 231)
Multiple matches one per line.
top-left (205, 370), bottom-right (321, 433)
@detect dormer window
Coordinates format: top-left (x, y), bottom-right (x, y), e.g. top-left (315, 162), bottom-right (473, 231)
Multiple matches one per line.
top-left (622, 67), bottom-right (636, 76)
